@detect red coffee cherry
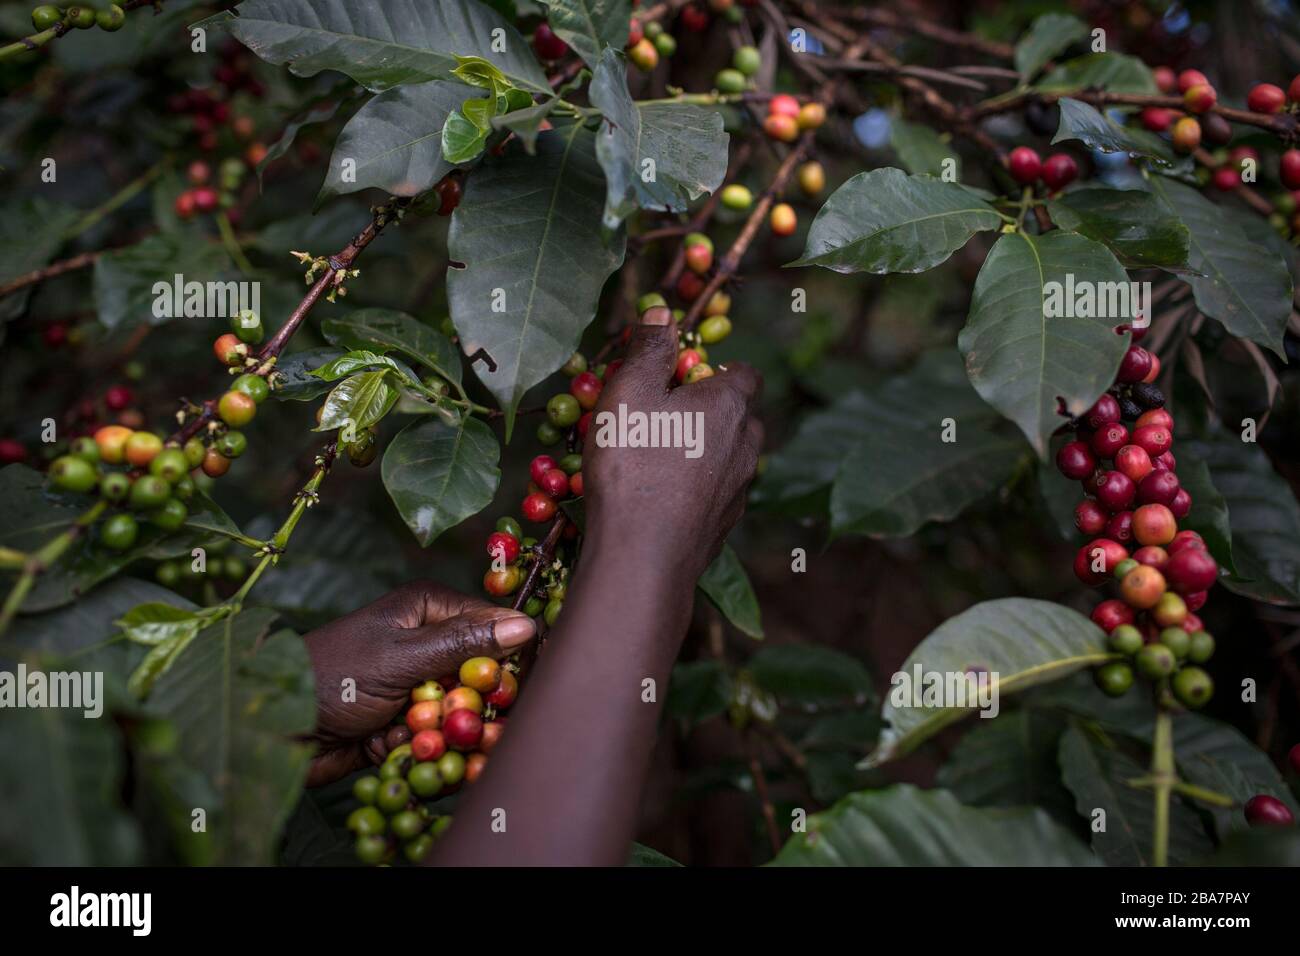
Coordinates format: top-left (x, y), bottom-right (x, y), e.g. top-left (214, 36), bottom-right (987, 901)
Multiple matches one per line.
top-left (1084, 394), bottom-right (1122, 429)
top-left (1165, 547), bottom-right (1218, 594)
top-left (1056, 441), bottom-right (1096, 480)
top-left (1117, 346), bottom-right (1153, 383)
top-left (1247, 83), bottom-right (1286, 114)
top-left (1074, 499), bottom-right (1109, 536)
top-left (1132, 545), bottom-right (1169, 570)
top-left (1115, 445), bottom-right (1153, 483)
top-left (1243, 794), bottom-right (1295, 827)
top-left (442, 708), bottom-right (484, 752)
top-left (480, 720), bottom-right (506, 754)
top-left (1136, 408), bottom-right (1174, 430)
top-left (569, 371), bottom-right (603, 411)
top-left (1140, 107), bottom-right (1175, 132)
top-left (1132, 424), bottom-right (1172, 457)
top-left (522, 492), bottom-right (557, 523)
top-left (1171, 117), bottom-right (1201, 153)
top-left (1183, 84), bottom-right (1217, 113)
top-left (529, 454), bottom-right (558, 486)
top-left (1177, 69), bottom-right (1209, 93)
top-left (532, 22), bottom-right (569, 60)
top-left (1120, 565), bottom-right (1167, 610)
top-left (411, 729), bottom-right (446, 762)
top-left (1185, 590), bottom-right (1208, 612)
top-left (484, 670), bottom-right (518, 709)
top-left (1153, 450), bottom-right (1177, 472)
top-left (1090, 598), bottom-right (1135, 632)
top-left (1008, 146), bottom-right (1041, 185)
top-left (1212, 166), bottom-right (1240, 192)
top-left (1074, 538), bottom-right (1129, 586)
top-left (1090, 422), bottom-right (1129, 459)
top-left (104, 384), bottom-right (134, 411)
top-left (486, 531), bottom-right (520, 564)
top-left (406, 700), bottom-right (443, 733)
top-left (1104, 510), bottom-right (1133, 545)
top-left (1137, 470), bottom-right (1180, 506)
top-left (1133, 503), bottom-right (1177, 547)
top-left (1169, 488), bottom-right (1192, 519)
top-left (1167, 530), bottom-right (1204, 555)
top-left (1281, 150), bottom-right (1300, 191)
top-left (768, 93), bottom-right (800, 117)
top-left (1041, 153), bottom-right (1078, 191)
top-left (1153, 66), bottom-right (1176, 93)
top-left (539, 468), bottom-right (570, 499)
top-left (1095, 471), bottom-right (1136, 512)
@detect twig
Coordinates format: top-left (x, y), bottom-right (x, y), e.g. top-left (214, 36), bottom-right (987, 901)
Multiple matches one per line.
top-left (746, 733), bottom-right (783, 857)
top-left (511, 514), bottom-right (569, 614)
top-left (0, 250), bottom-right (102, 299)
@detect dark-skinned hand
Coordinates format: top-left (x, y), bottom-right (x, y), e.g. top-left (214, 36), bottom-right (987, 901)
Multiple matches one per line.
top-left (301, 581), bottom-right (536, 786)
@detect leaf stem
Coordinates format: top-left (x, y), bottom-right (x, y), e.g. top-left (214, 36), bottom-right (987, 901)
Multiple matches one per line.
top-left (0, 500), bottom-right (108, 639)
top-left (1150, 706), bottom-right (1174, 867)
top-left (65, 160), bottom-right (166, 240)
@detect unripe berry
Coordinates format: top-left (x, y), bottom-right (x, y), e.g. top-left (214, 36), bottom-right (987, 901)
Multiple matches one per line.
top-left (675, 348), bottom-right (703, 383)
top-left (1007, 146), bottom-right (1041, 185)
top-left (1172, 666), bottom-right (1213, 708)
top-left (1120, 564), bottom-right (1166, 610)
top-left (1246, 83), bottom-right (1286, 114)
top-left (124, 431), bottom-right (163, 468)
top-left (1171, 117), bottom-right (1201, 153)
top-left (213, 333), bottom-right (244, 366)
top-left (684, 362), bottom-right (714, 384)
top-left (1135, 643), bottom-right (1175, 679)
top-left (1095, 661), bottom-right (1134, 697)
top-left (218, 390), bottom-right (256, 427)
top-left (798, 161), bottom-right (826, 196)
top-left (1183, 84), bottom-right (1217, 113)
top-left (763, 113), bottom-right (800, 142)
top-left (483, 565), bottom-right (522, 597)
top-left (458, 657), bottom-right (501, 694)
top-left (546, 393), bottom-right (581, 428)
top-left (720, 184), bottom-right (753, 210)
top-left (50, 455), bottom-right (97, 494)
top-left (480, 720), bottom-right (506, 753)
top-left (733, 45), bottom-right (761, 76)
top-left (1152, 591), bottom-right (1187, 628)
top-left (444, 686), bottom-right (483, 716)
top-left (699, 315), bottom-right (732, 344)
top-left (685, 241), bottom-right (713, 275)
top-left (94, 425), bottom-right (133, 464)
top-left (1133, 503), bottom-right (1177, 547)
top-left (715, 68), bottom-right (746, 94)
top-left (627, 37), bottom-right (659, 71)
top-left (406, 700), bottom-right (443, 733)
top-left (797, 102), bottom-right (826, 130)
top-left (769, 203), bottom-right (797, 236)
top-left (201, 447), bottom-right (231, 478)
top-left (1109, 623), bottom-right (1144, 655)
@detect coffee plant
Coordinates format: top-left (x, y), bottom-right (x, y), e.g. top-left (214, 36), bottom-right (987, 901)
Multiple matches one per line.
top-left (1, 0), bottom-right (1299, 869)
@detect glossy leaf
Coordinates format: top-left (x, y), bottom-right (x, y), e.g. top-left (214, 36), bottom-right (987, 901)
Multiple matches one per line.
top-left (1147, 175), bottom-right (1291, 357)
top-left (381, 416), bottom-right (501, 546)
top-left (116, 602), bottom-right (205, 647)
top-left (748, 645), bottom-right (872, 705)
top-left (318, 80), bottom-right (479, 205)
top-left (865, 598), bottom-right (1110, 766)
top-left (316, 370), bottom-right (399, 432)
top-left (790, 168), bottom-right (1002, 274)
top-left (697, 543), bottom-right (763, 639)
top-left (322, 308), bottom-right (463, 388)
top-left (770, 785), bottom-right (1096, 866)
top-left (889, 119), bottom-right (958, 179)
top-left (589, 49), bottom-right (728, 228)
top-left (272, 346), bottom-right (347, 401)
top-left (147, 611), bottom-right (316, 864)
top-left (493, 98), bottom-right (560, 154)
top-left (93, 234), bottom-right (233, 329)
top-left (538, 0), bottom-right (632, 68)
top-left (0, 198), bottom-right (77, 322)
top-left (1046, 186), bottom-right (1190, 270)
top-left (201, 0), bottom-right (549, 94)
top-left (1015, 13), bottom-right (1087, 79)
top-left (1051, 97), bottom-right (1174, 165)
top-left (1181, 430), bottom-right (1300, 604)
top-left (1037, 52), bottom-right (1158, 94)
top-left (447, 123), bottom-right (625, 430)
top-left (959, 230), bottom-right (1131, 457)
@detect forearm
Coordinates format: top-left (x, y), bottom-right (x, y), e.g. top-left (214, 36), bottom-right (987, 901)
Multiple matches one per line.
top-left (430, 531), bottom-right (698, 866)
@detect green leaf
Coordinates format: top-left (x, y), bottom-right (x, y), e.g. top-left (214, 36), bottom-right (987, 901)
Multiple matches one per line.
top-left (381, 416), bottom-right (501, 546)
top-left (462, 94), bottom-right (498, 132)
top-left (889, 119), bottom-right (958, 179)
top-left (789, 168), bottom-right (1001, 274)
top-left (316, 370), bottom-right (400, 432)
top-left (959, 230), bottom-right (1131, 457)
top-left (1181, 430), bottom-right (1300, 604)
top-left (201, 0), bottom-right (549, 94)
top-left (317, 81), bottom-right (479, 206)
top-left (828, 354), bottom-right (1027, 537)
top-left (1058, 721), bottom-right (1213, 865)
top-left (452, 54), bottom-right (510, 94)
top-left (748, 645), bottom-right (872, 705)
top-left (697, 543), bottom-right (763, 639)
top-left (1210, 829), bottom-right (1300, 866)
top-left (865, 598), bottom-right (1111, 767)
top-left (308, 349), bottom-right (405, 382)
top-left (0, 198), bottom-right (78, 322)
top-left (447, 123), bottom-right (625, 430)
top-left (936, 710), bottom-right (1077, 826)
top-left (1046, 186), bottom-right (1190, 270)
top-left (258, 93), bottom-right (346, 188)
top-left (538, 0), bottom-right (632, 69)
top-left (441, 109), bottom-right (490, 164)
top-left (627, 841), bottom-right (682, 866)
top-left (589, 49), bottom-right (729, 229)
top-left (666, 661), bottom-right (731, 724)
top-left (322, 308), bottom-right (462, 388)
top-left (751, 391), bottom-right (876, 511)
top-left (1015, 13), bottom-right (1088, 79)
top-left (769, 785), bottom-right (1096, 866)
top-left (1051, 98), bottom-right (1175, 166)
top-left (1038, 453), bottom-right (1084, 541)
top-left (1175, 459), bottom-right (1235, 572)
top-left (1173, 713), bottom-right (1298, 837)
top-left (493, 98), bottom-right (560, 154)
top-left (147, 611), bottom-right (316, 864)
top-left (271, 346), bottom-right (346, 401)
top-left (93, 234), bottom-right (233, 329)
top-left (115, 602), bottom-right (205, 647)
top-left (1036, 52), bottom-right (1158, 94)
top-left (1147, 175), bottom-right (1291, 358)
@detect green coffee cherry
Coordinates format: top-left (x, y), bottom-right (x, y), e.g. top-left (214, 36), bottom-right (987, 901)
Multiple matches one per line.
top-left (347, 805), bottom-right (386, 836)
top-left (558, 453), bottom-right (582, 474)
top-left (495, 516), bottom-right (523, 540)
top-left (230, 310), bottom-right (264, 345)
top-left (1094, 661), bottom-right (1133, 697)
top-left (1108, 624), bottom-right (1143, 656)
top-left (69, 6), bottom-right (97, 29)
top-left (215, 431), bottom-right (247, 459)
top-left (231, 373), bottom-right (269, 403)
top-left (562, 352), bottom-right (588, 377)
top-left (1172, 666), bottom-right (1213, 708)
top-left (100, 513), bottom-right (139, 551)
top-left (1158, 626), bottom-right (1190, 660)
top-left (698, 315), bottom-right (732, 344)
top-left (96, 4), bottom-right (125, 30)
top-left (31, 5), bottom-right (62, 30)
top-left (536, 421), bottom-right (562, 445)
top-left (721, 184), bottom-right (753, 210)
top-left (50, 455), bottom-right (97, 493)
top-left (637, 291), bottom-right (667, 313)
top-left (70, 436), bottom-right (100, 463)
top-left (407, 761), bottom-right (443, 798)
top-left (172, 475), bottom-right (195, 501)
top-left (1188, 630), bottom-right (1215, 664)
top-left (654, 33), bottom-right (676, 57)
top-left (544, 597), bottom-right (563, 627)
top-left (352, 775), bottom-right (381, 805)
top-left (403, 833), bottom-right (434, 863)
top-left (147, 498), bottom-right (188, 532)
top-left (524, 596), bottom-right (545, 617)
top-left (129, 475), bottom-right (171, 510)
top-left (390, 809), bottom-right (424, 841)
top-left (354, 834), bottom-right (388, 865)
top-left (155, 561), bottom-right (181, 587)
top-left (546, 393), bottom-right (581, 428)
top-left (100, 472), bottom-right (131, 502)
top-left (1136, 643), bottom-right (1175, 679)
top-left (715, 69), bottom-right (746, 94)
top-left (150, 448), bottom-right (190, 484)
top-left (733, 46), bottom-right (761, 76)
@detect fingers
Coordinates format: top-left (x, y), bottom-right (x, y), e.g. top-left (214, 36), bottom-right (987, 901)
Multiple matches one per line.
top-left (704, 359), bottom-right (763, 405)
top-left (610, 306), bottom-right (678, 398)
top-left (375, 579), bottom-right (499, 629)
top-left (392, 605), bottom-right (537, 684)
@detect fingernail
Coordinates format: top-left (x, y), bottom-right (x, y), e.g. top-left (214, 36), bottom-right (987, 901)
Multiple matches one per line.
top-left (494, 614), bottom-right (537, 648)
top-left (640, 305), bottom-right (671, 326)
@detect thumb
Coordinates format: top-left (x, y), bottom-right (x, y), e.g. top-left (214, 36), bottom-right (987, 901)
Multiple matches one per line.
top-left (393, 606), bottom-right (537, 683)
top-left (614, 305), bottom-right (677, 396)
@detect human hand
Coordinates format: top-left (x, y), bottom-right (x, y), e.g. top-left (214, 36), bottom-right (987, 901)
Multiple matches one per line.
top-left (302, 580), bottom-right (536, 786)
top-left (581, 306), bottom-right (763, 580)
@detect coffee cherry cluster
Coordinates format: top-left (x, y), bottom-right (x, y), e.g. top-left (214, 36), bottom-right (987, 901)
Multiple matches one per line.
top-left (764, 93), bottom-right (824, 143)
top-left (1007, 146), bottom-right (1079, 192)
top-left (174, 157), bottom-right (248, 222)
top-left (153, 543), bottom-right (248, 593)
top-left (346, 657), bottom-right (518, 864)
top-left (1056, 335), bottom-right (1219, 709)
top-left (30, 3), bottom-right (124, 34)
